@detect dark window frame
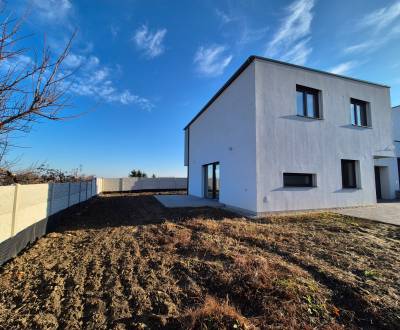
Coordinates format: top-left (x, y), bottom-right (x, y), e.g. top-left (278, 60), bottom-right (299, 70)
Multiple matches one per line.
top-left (350, 98), bottom-right (369, 127)
top-left (341, 159), bottom-right (358, 189)
top-left (203, 162), bottom-right (220, 199)
top-left (283, 173), bottom-right (315, 188)
top-left (296, 85), bottom-right (320, 119)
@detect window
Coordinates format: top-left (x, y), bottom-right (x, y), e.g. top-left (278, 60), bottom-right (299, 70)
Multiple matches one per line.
top-left (350, 98), bottom-right (369, 127)
top-left (296, 85), bottom-right (320, 118)
top-left (283, 173), bottom-right (315, 187)
top-left (341, 160), bottom-right (358, 189)
top-left (203, 162), bottom-right (220, 199)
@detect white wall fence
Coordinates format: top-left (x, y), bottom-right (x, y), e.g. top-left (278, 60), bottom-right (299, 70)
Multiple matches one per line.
top-left (0, 179), bottom-right (97, 265)
top-left (99, 177), bottom-right (187, 193)
top-left (0, 177), bottom-right (187, 265)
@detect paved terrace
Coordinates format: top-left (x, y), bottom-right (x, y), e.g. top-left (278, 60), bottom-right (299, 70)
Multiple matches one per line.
top-left (333, 202), bottom-right (400, 226)
top-left (155, 194), bottom-right (224, 208)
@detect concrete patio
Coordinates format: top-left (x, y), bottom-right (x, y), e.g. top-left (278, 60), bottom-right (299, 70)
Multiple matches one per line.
top-left (333, 202), bottom-right (400, 226)
top-left (155, 194), bottom-right (224, 208)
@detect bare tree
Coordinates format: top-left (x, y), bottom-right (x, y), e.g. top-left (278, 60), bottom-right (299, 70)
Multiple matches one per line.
top-left (0, 13), bottom-right (75, 165)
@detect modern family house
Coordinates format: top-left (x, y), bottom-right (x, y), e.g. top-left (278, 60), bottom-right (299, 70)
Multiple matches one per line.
top-left (394, 105), bottom-right (400, 186)
top-left (184, 56), bottom-right (399, 216)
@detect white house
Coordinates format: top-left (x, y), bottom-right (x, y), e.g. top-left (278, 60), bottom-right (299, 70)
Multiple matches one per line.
top-left (393, 105), bottom-right (400, 190)
top-left (184, 56), bottom-right (399, 215)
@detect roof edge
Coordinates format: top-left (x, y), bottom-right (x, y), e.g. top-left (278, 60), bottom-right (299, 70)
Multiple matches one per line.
top-left (252, 55), bottom-right (390, 89)
top-left (184, 55), bottom-right (390, 130)
top-left (184, 56), bottom-right (255, 130)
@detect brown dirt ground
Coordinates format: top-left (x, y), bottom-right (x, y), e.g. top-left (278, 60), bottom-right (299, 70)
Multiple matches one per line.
top-left (0, 192), bottom-right (399, 329)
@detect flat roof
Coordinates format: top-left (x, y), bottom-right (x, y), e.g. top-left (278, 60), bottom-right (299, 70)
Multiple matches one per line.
top-left (184, 55), bottom-right (390, 130)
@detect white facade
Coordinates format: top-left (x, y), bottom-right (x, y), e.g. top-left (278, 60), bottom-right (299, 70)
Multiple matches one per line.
top-left (393, 105), bottom-right (400, 158)
top-left (185, 57), bottom-right (399, 215)
top-left (393, 105), bottom-right (400, 194)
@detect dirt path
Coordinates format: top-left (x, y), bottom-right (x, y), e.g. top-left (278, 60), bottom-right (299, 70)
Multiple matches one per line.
top-left (0, 192), bottom-right (399, 329)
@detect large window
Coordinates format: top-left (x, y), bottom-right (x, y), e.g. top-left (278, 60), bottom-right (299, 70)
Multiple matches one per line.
top-left (341, 160), bottom-right (358, 189)
top-left (296, 85), bottom-right (320, 119)
top-left (203, 162), bottom-right (220, 199)
top-left (350, 98), bottom-right (369, 127)
top-left (283, 173), bottom-right (315, 187)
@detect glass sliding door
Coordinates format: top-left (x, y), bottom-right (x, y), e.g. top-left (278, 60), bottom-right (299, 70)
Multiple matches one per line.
top-left (206, 164), bottom-right (213, 198)
top-left (203, 162), bottom-right (220, 200)
top-left (214, 163), bottom-right (220, 199)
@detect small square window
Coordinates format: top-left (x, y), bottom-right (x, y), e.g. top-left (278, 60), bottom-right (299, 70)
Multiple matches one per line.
top-left (296, 85), bottom-right (320, 119)
top-left (283, 173), bottom-right (315, 187)
top-left (350, 98), bottom-right (369, 127)
top-left (341, 159), bottom-right (359, 189)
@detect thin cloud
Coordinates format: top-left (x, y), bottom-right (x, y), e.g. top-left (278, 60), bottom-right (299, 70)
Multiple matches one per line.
top-left (64, 53), bottom-right (86, 68)
top-left (344, 2), bottom-right (400, 54)
top-left (193, 45), bottom-right (233, 77)
top-left (133, 25), bottom-right (167, 58)
top-left (215, 9), bottom-right (234, 24)
top-left (237, 23), bottom-right (269, 46)
top-left (344, 42), bottom-right (371, 54)
top-left (65, 53), bottom-right (153, 110)
top-left (215, 7), bottom-right (268, 47)
top-left (0, 54), bottom-right (33, 73)
top-left (110, 25), bottom-right (120, 38)
top-left (328, 61), bottom-right (358, 75)
top-left (360, 1), bottom-right (400, 32)
top-left (31, 0), bottom-right (72, 21)
top-left (265, 0), bottom-right (315, 65)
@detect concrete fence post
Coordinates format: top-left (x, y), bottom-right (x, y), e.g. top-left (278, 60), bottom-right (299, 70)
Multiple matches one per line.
top-left (10, 184), bottom-right (20, 237)
top-left (86, 181), bottom-right (89, 200)
top-left (119, 178), bottom-right (123, 192)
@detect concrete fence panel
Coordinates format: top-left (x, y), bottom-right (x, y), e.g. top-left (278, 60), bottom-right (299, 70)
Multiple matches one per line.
top-left (14, 184), bottom-right (50, 236)
top-left (100, 177), bottom-right (187, 193)
top-left (0, 180), bottom-right (97, 266)
top-left (1, 177), bottom-right (186, 265)
top-left (102, 178), bottom-right (120, 192)
top-left (96, 177), bottom-right (102, 194)
top-left (122, 177), bottom-right (137, 191)
top-left (69, 183), bottom-right (81, 206)
top-left (175, 178), bottom-right (187, 189)
top-left (51, 183), bottom-right (70, 215)
top-left (0, 186), bottom-right (16, 243)
top-left (80, 182), bottom-right (87, 202)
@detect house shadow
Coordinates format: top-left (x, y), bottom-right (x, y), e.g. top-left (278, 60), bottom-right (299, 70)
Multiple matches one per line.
top-left (45, 193), bottom-right (240, 233)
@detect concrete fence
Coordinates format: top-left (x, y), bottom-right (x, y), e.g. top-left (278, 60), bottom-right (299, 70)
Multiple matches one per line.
top-left (99, 177), bottom-right (187, 193)
top-left (0, 176), bottom-right (187, 265)
top-left (0, 179), bottom-right (97, 265)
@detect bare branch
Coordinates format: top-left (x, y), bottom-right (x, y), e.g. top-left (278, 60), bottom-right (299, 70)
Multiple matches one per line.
top-left (0, 12), bottom-right (77, 166)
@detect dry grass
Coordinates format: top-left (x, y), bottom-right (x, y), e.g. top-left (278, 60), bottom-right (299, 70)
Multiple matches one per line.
top-left (0, 193), bottom-right (399, 329)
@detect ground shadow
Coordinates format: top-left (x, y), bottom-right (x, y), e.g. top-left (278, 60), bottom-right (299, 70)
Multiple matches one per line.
top-left (46, 192), bottom-right (240, 233)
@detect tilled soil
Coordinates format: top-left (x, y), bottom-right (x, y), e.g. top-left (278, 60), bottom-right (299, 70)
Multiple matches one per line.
top-left (0, 192), bottom-right (399, 329)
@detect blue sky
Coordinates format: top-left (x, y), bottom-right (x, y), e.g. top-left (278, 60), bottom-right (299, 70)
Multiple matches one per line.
top-left (2, 0), bottom-right (400, 177)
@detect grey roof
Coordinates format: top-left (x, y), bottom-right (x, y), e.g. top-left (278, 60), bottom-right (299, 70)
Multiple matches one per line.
top-left (184, 55), bottom-right (390, 130)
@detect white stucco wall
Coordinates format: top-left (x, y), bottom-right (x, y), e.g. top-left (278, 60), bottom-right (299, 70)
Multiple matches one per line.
top-left (393, 105), bottom-right (400, 157)
top-left (254, 59), bottom-right (396, 212)
top-left (187, 62), bottom-right (258, 212)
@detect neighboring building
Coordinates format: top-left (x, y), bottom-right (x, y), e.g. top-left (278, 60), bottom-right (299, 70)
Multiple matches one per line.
top-left (184, 56), bottom-right (399, 215)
